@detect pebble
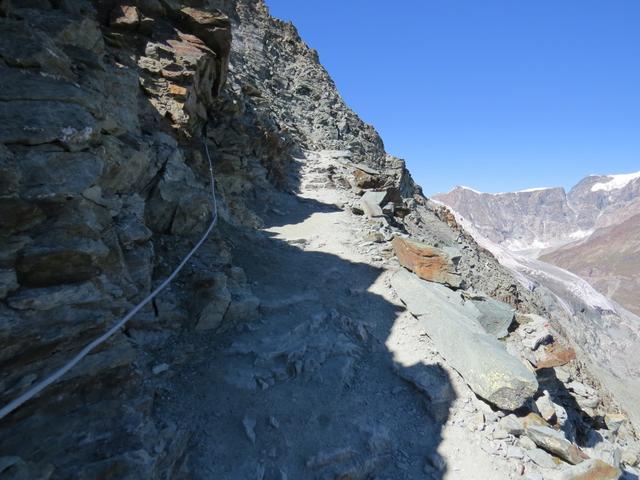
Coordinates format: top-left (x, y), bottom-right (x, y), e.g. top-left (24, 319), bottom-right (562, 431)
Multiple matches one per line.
top-left (243, 415), bottom-right (257, 444)
top-left (152, 363), bottom-right (169, 375)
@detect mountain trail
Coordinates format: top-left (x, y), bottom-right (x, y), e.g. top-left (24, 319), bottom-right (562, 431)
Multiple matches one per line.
top-left (152, 151), bottom-right (522, 479)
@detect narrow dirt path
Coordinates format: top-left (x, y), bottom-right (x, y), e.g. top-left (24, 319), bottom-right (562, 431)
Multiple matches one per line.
top-left (154, 152), bottom-right (521, 479)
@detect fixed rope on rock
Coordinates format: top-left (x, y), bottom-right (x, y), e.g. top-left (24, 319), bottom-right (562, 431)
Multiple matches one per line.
top-left (0, 127), bottom-right (218, 421)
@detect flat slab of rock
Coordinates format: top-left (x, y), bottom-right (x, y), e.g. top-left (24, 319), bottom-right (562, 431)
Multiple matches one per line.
top-left (392, 237), bottom-right (462, 288)
top-left (556, 459), bottom-right (620, 480)
top-left (391, 269), bottom-right (538, 410)
top-left (526, 425), bottom-right (589, 465)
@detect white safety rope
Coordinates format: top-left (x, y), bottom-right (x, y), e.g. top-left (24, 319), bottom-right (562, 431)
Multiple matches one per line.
top-left (0, 131), bottom-right (218, 421)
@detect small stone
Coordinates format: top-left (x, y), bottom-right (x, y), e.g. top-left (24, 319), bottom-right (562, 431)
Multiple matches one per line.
top-left (555, 367), bottom-right (572, 383)
top-left (269, 416), bottom-right (280, 429)
top-left (526, 447), bottom-right (559, 469)
top-left (522, 412), bottom-right (550, 430)
top-left (535, 344), bottom-right (576, 369)
top-left (604, 413), bottom-right (626, 433)
top-left (392, 237), bottom-right (462, 288)
top-left (519, 436), bottom-right (537, 450)
top-left (110, 5), bottom-right (140, 29)
top-left (535, 391), bottom-right (557, 422)
top-left (498, 414), bottom-right (525, 436)
top-left (556, 459), bottom-right (620, 480)
top-left (507, 446), bottom-right (525, 459)
top-left (621, 448), bottom-right (638, 466)
top-left (152, 363), bottom-right (169, 375)
top-left (243, 415), bottom-right (257, 444)
top-left (526, 425), bottom-right (589, 465)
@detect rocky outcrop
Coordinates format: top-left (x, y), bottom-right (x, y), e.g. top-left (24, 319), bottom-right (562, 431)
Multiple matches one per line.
top-left (392, 237), bottom-right (462, 288)
top-left (0, 1), bottom-right (259, 477)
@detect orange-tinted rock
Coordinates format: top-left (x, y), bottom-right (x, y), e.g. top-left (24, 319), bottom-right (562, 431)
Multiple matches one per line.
top-left (392, 237), bottom-right (462, 288)
top-left (557, 459), bottom-right (621, 480)
top-left (522, 412), bottom-right (550, 429)
top-left (353, 169), bottom-right (383, 189)
top-left (536, 344), bottom-right (577, 369)
top-left (110, 5), bottom-right (140, 30)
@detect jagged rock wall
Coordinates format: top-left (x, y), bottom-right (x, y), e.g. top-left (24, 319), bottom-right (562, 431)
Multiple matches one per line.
top-left (0, 0), bottom-right (411, 477)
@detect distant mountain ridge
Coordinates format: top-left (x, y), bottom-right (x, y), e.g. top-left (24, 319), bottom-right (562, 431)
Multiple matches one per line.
top-left (433, 170), bottom-right (640, 255)
top-left (434, 170), bottom-right (640, 315)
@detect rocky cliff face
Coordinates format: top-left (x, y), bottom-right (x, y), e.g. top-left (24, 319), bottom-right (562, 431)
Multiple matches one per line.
top-left (1, 1), bottom-right (639, 479)
top-left (0, 0), bottom-right (403, 476)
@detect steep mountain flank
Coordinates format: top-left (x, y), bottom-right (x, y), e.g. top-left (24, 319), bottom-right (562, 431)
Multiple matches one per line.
top-left (435, 173), bottom-right (640, 314)
top-left (541, 213), bottom-right (640, 316)
top-left (1, 1), bottom-right (639, 479)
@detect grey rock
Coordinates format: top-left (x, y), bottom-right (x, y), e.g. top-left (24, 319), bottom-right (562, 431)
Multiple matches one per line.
top-left (194, 272), bottom-right (232, 331)
top-left (391, 269), bottom-right (538, 410)
top-left (469, 294), bottom-right (515, 338)
top-left (242, 415), bottom-right (256, 444)
top-left (0, 268), bottom-right (18, 298)
top-left (525, 425), bottom-right (588, 465)
top-left (535, 391), bottom-right (558, 423)
top-left (0, 143), bottom-right (20, 195)
top-left (526, 447), bottom-right (559, 469)
top-left (498, 414), bottom-right (525, 436)
top-left (0, 100), bottom-right (97, 148)
top-left (360, 191), bottom-right (388, 218)
top-left (17, 148), bottom-right (104, 201)
top-left (0, 18), bottom-right (73, 78)
top-left (7, 282), bottom-right (103, 310)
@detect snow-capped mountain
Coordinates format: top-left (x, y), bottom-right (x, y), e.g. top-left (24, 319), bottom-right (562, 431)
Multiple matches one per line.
top-left (433, 170), bottom-right (640, 255)
top-left (434, 170), bottom-right (640, 315)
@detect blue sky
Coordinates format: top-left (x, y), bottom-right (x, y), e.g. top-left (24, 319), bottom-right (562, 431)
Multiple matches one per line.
top-left (265, 0), bottom-right (640, 195)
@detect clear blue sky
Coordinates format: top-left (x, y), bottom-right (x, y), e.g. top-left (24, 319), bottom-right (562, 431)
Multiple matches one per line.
top-left (265, 0), bottom-right (640, 195)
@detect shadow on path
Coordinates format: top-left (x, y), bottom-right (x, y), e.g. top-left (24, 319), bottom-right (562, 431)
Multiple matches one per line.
top-left (155, 193), bottom-right (456, 479)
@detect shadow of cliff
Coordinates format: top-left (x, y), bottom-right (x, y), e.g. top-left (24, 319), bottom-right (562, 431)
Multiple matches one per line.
top-left (153, 193), bottom-right (455, 479)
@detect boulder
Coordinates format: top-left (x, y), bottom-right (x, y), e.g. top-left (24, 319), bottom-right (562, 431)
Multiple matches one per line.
top-left (536, 344), bottom-right (576, 369)
top-left (109, 5), bottom-right (140, 30)
top-left (535, 391), bottom-right (558, 422)
top-left (17, 148), bottom-right (104, 201)
top-left (353, 169), bottom-right (383, 189)
top-left (604, 413), bottom-right (626, 434)
top-left (391, 269), bottom-right (538, 410)
top-left (392, 237), bottom-right (462, 288)
top-left (360, 190), bottom-right (387, 218)
top-left (556, 459), bottom-right (620, 480)
top-left (468, 294), bottom-right (515, 338)
top-left (6, 282), bottom-right (103, 310)
top-left (518, 314), bottom-right (554, 351)
top-left (525, 425), bottom-right (589, 465)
